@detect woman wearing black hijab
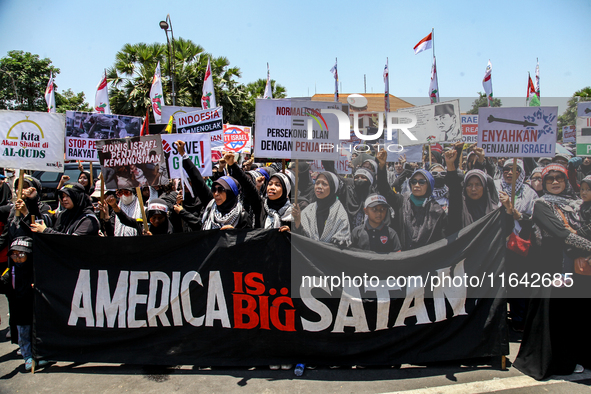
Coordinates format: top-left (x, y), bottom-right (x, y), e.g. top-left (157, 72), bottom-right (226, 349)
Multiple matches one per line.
top-left (293, 171), bottom-right (350, 247)
top-left (78, 171), bottom-right (94, 196)
top-left (201, 175), bottom-right (251, 230)
top-left (514, 164), bottom-right (591, 379)
top-left (30, 183), bottom-right (99, 236)
top-left (344, 167), bottom-right (376, 229)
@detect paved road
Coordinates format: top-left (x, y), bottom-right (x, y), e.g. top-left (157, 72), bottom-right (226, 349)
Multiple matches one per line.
top-left (0, 296), bottom-right (589, 394)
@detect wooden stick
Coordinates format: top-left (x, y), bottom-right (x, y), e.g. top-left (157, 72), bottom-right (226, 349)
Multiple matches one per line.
top-left (428, 144), bottom-right (432, 167)
top-left (294, 159), bottom-right (299, 205)
top-left (501, 355), bottom-right (506, 371)
top-left (15, 170), bottom-right (24, 217)
top-left (99, 172), bottom-right (105, 221)
top-left (510, 160), bottom-right (518, 206)
top-left (135, 186), bottom-right (149, 233)
top-left (282, 159), bottom-right (286, 174)
top-left (89, 162), bottom-right (94, 187)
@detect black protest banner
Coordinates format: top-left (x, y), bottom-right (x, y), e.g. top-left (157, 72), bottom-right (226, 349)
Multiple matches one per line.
top-left (33, 210), bottom-right (508, 366)
top-left (96, 135), bottom-right (170, 189)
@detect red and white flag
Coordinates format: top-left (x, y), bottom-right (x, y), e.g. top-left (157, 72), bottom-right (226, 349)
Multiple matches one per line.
top-left (534, 60), bottom-right (540, 98)
top-left (414, 32), bottom-right (433, 55)
top-left (429, 57), bottom-right (439, 104)
top-left (527, 73), bottom-right (540, 106)
top-left (330, 59), bottom-right (338, 102)
top-left (201, 58), bottom-right (216, 109)
top-left (482, 60), bottom-right (493, 107)
top-left (263, 63), bottom-right (273, 99)
top-left (94, 72), bottom-right (111, 114)
top-left (384, 58), bottom-right (390, 112)
top-left (149, 61), bottom-right (164, 123)
top-left (44, 72), bottom-right (56, 113)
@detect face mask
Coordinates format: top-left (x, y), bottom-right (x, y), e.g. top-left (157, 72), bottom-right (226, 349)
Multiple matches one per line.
top-left (434, 178), bottom-right (445, 188)
top-left (6, 171), bottom-right (13, 177)
top-left (120, 195), bottom-right (135, 205)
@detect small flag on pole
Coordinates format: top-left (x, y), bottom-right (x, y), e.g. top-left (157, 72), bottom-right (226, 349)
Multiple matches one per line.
top-left (202, 58), bottom-right (216, 109)
top-left (149, 61), bottom-right (164, 123)
top-left (384, 58), bottom-right (390, 113)
top-left (165, 115), bottom-right (174, 134)
top-left (527, 73), bottom-right (540, 107)
top-left (413, 32), bottom-right (433, 55)
top-left (94, 71), bottom-right (111, 114)
top-left (263, 63), bottom-right (273, 99)
top-left (140, 108), bottom-right (150, 136)
top-left (482, 60), bottom-right (493, 107)
top-left (45, 72), bottom-right (56, 113)
top-left (534, 59), bottom-right (540, 101)
top-left (429, 56), bottom-right (439, 104)
top-left (330, 59), bottom-right (338, 102)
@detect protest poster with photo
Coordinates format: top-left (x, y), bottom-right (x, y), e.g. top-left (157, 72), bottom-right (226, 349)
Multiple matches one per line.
top-left (223, 124), bottom-right (252, 153)
top-left (478, 107), bottom-right (557, 158)
top-left (0, 110), bottom-right (65, 172)
top-left (563, 125), bottom-right (576, 143)
top-left (461, 114), bottom-right (478, 144)
top-left (161, 133), bottom-right (212, 178)
top-left (310, 142), bottom-right (353, 175)
top-left (396, 99), bottom-right (461, 147)
top-left (577, 102), bottom-right (591, 117)
top-left (254, 98), bottom-right (343, 160)
top-left (96, 135), bottom-right (169, 190)
top-left (576, 117), bottom-right (591, 156)
top-left (161, 106), bottom-right (202, 125)
top-left (65, 111), bottom-right (144, 161)
top-left (176, 106), bottom-right (224, 150)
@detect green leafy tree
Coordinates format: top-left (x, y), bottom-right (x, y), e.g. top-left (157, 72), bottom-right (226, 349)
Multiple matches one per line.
top-left (107, 38), bottom-right (255, 125)
top-left (0, 50), bottom-right (60, 111)
top-left (246, 78), bottom-right (287, 99)
top-left (56, 89), bottom-right (92, 113)
top-left (557, 87), bottom-right (591, 133)
top-left (466, 92), bottom-right (502, 114)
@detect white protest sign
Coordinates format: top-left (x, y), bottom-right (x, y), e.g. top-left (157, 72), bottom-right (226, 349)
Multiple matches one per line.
top-left (478, 107), bottom-right (557, 158)
top-left (309, 142), bottom-right (353, 175)
top-left (177, 106), bottom-right (224, 150)
top-left (577, 102), bottom-right (591, 117)
top-left (161, 133), bottom-right (212, 177)
top-left (576, 117), bottom-right (591, 156)
top-left (563, 125), bottom-right (576, 143)
top-left (461, 114), bottom-right (478, 144)
top-left (254, 98), bottom-right (342, 160)
top-left (223, 124), bottom-right (252, 153)
top-left (0, 110), bottom-right (65, 172)
top-left (397, 99), bottom-right (461, 146)
top-left (65, 111), bottom-right (143, 161)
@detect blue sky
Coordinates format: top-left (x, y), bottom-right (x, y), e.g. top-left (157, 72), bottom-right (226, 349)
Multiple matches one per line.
top-left (1, 0), bottom-right (589, 113)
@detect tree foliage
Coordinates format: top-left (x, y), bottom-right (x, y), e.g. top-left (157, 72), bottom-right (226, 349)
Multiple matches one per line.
top-left (466, 92), bottom-right (502, 114)
top-left (557, 87), bottom-right (591, 131)
top-left (0, 50), bottom-right (60, 111)
top-left (107, 38), bottom-right (284, 126)
top-left (56, 89), bottom-right (92, 113)
top-left (246, 79), bottom-right (287, 99)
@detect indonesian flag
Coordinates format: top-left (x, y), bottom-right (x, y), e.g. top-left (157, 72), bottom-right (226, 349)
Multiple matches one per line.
top-left (263, 63), bottom-right (273, 99)
top-left (202, 58), bottom-right (216, 109)
top-left (527, 73), bottom-right (540, 107)
top-left (149, 61), bottom-right (164, 123)
top-left (384, 59), bottom-right (390, 112)
top-left (482, 60), bottom-right (493, 107)
top-left (414, 32), bottom-right (433, 55)
top-left (140, 108), bottom-right (150, 136)
top-left (94, 72), bottom-right (111, 114)
top-left (330, 59), bottom-right (338, 102)
top-left (429, 56), bottom-right (439, 104)
top-left (44, 72), bottom-right (56, 113)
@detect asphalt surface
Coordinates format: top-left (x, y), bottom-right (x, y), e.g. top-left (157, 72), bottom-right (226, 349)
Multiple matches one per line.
top-left (0, 296), bottom-right (589, 394)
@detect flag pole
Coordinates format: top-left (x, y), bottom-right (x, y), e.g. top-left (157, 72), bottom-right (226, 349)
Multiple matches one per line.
top-left (432, 28), bottom-right (435, 58)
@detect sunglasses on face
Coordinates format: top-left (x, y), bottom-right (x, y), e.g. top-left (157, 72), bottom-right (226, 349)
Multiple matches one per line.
top-left (503, 167), bottom-right (522, 173)
top-left (212, 186), bottom-right (226, 194)
top-left (409, 179), bottom-right (428, 186)
top-left (432, 171), bottom-right (447, 177)
top-left (545, 175), bottom-right (566, 183)
top-left (116, 190), bottom-right (132, 196)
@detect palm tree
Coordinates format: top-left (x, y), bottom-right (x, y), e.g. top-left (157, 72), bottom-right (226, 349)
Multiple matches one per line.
top-left (246, 78), bottom-right (287, 99)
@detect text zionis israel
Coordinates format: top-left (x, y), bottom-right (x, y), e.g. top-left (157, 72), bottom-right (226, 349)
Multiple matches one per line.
top-left (67, 263), bottom-right (469, 333)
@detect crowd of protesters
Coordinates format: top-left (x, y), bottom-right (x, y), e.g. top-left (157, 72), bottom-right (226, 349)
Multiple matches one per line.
top-left (0, 139), bottom-right (590, 379)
